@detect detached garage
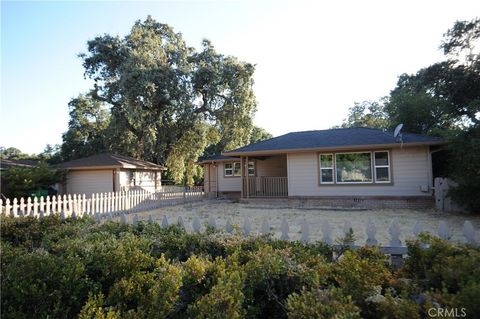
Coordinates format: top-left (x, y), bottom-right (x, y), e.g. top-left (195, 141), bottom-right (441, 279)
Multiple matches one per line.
top-left (55, 153), bottom-right (165, 196)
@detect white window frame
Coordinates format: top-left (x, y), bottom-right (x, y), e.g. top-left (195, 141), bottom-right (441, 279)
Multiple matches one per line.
top-left (373, 151), bottom-right (391, 183)
top-left (233, 162), bottom-right (242, 177)
top-left (247, 161), bottom-right (255, 176)
top-left (335, 151), bottom-right (374, 184)
top-left (224, 163), bottom-right (234, 177)
top-left (319, 154), bottom-right (334, 184)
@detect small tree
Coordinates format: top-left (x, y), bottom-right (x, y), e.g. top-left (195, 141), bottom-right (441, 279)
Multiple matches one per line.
top-left (1, 163), bottom-right (65, 199)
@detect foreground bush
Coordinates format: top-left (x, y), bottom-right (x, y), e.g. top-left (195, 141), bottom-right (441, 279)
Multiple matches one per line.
top-left (1, 216), bottom-right (479, 318)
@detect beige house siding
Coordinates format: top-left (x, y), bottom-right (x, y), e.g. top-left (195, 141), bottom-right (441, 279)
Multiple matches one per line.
top-left (66, 170), bottom-right (113, 196)
top-left (287, 146), bottom-right (431, 197)
top-left (217, 162), bottom-right (242, 192)
top-left (256, 155), bottom-right (288, 177)
top-left (203, 164), bottom-right (217, 193)
top-left (118, 169), bottom-right (161, 192)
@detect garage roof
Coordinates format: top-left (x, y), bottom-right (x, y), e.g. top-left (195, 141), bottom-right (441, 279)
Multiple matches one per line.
top-left (55, 153), bottom-right (166, 170)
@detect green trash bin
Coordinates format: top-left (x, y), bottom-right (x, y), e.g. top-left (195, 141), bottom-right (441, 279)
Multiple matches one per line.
top-left (30, 189), bottom-right (48, 200)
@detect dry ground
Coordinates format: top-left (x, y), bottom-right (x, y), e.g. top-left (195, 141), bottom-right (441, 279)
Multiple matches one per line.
top-left (130, 199), bottom-right (480, 246)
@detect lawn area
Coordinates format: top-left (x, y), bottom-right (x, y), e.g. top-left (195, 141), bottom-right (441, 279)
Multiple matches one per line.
top-left (132, 199), bottom-right (480, 245)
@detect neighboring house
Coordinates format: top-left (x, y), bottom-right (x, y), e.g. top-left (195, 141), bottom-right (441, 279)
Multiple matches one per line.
top-left (0, 159), bottom-right (38, 170)
top-left (55, 153), bottom-right (165, 196)
top-left (200, 127), bottom-right (446, 208)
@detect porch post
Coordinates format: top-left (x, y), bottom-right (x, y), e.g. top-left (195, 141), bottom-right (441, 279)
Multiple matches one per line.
top-left (207, 164), bottom-right (211, 193)
top-left (240, 157), bottom-right (244, 198)
top-left (246, 156), bottom-right (249, 198)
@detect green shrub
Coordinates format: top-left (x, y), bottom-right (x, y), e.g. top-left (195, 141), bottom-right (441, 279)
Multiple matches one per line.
top-left (286, 287), bottom-right (361, 319)
top-left (188, 270), bottom-right (245, 319)
top-left (403, 236), bottom-right (480, 293)
top-left (332, 249), bottom-right (393, 304)
top-left (374, 291), bottom-right (421, 319)
top-left (1, 245), bottom-right (93, 319)
top-left (107, 255), bottom-right (183, 318)
top-left (78, 293), bottom-right (120, 319)
top-left (1, 216), bottom-right (479, 318)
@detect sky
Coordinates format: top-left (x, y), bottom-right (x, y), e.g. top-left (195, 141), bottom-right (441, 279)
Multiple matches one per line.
top-left (1, 0), bottom-right (479, 154)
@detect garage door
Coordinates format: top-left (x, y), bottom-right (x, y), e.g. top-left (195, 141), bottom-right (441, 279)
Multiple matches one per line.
top-left (66, 170), bottom-right (113, 196)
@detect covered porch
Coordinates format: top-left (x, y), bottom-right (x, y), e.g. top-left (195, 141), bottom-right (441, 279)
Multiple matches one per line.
top-left (240, 155), bottom-right (288, 198)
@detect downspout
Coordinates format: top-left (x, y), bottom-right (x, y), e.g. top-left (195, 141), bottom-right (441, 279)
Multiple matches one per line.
top-left (112, 170), bottom-right (116, 192)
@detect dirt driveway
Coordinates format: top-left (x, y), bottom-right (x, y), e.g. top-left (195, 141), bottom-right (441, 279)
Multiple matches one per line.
top-left (133, 199), bottom-right (480, 246)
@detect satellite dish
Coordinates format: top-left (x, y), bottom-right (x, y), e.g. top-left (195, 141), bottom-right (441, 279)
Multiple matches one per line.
top-left (394, 123), bottom-right (403, 143)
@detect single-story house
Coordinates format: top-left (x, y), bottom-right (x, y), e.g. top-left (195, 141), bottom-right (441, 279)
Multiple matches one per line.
top-left (55, 153), bottom-right (165, 196)
top-left (200, 127), bottom-right (446, 208)
top-left (0, 159), bottom-right (38, 170)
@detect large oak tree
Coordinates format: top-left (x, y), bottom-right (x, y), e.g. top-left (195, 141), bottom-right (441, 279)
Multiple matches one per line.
top-left (62, 17), bottom-right (261, 184)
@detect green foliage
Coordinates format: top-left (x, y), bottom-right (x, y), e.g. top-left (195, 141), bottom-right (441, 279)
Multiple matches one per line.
top-left (1, 243), bottom-right (93, 319)
top-left (341, 100), bottom-right (390, 129)
top-left (447, 126), bottom-right (480, 212)
top-left (374, 290), bottom-right (421, 319)
top-left (61, 94), bottom-right (110, 161)
top-left (188, 270), bottom-right (245, 319)
top-left (0, 146), bottom-right (36, 160)
top-left (78, 293), bottom-right (120, 319)
top-left (286, 287), bottom-right (361, 319)
top-left (332, 249), bottom-right (393, 304)
top-left (249, 126), bottom-right (273, 144)
top-left (403, 236), bottom-right (480, 293)
top-left (2, 217), bottom-right (479, 318)
top-left (1, 163), bottom-right (65, 199)
top-left (385, 90), bottom-right (453, 135)
top-left (61, 17), bottom-right (259, 184)
top-left (339, 19), bottom-right (480, 212)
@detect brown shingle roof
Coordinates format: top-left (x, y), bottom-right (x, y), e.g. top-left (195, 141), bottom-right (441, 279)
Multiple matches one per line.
top-left (54, 153), bottom-right (165, 170)
top-left (0, 159), bottom-right (39, 169)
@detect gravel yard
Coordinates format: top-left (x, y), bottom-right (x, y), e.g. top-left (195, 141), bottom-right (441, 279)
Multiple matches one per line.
top-left (132, 199), bottom-right (480, 246)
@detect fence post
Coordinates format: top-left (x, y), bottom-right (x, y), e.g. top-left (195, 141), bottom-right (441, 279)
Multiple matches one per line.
top-left (52, 195), bottom-right (57, 215)
top-left (26, 197), bottom-right (32, 216)
top-left (193, 216), bottom-right (201, 233)
top-left (13, 198), bottom-right (19, 217)
top-left (39, 196), bottom-right (45, 215)
top-left (4, 199), bottom-right (11, 217)
top-left (321, 221), bottom-right (332, 245)
top-left (366, 219), bottom-right (378, 246)
top-left (261, 218), bottom-right (270, 235)
top-left (45, 196), bottom-right (50, 216)
top-left (226, 218), bottom-right (234, 234)
top-left (280, 217), bottom-right (289, 240)
top-left (300, 219), bottom-right (309, 243)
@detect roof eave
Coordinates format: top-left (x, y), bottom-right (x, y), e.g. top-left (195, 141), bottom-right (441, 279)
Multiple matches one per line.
top-left (59, 165), bottom-right (165, 171)
top-left (222, 141), bottom-right (447, 156)
top-left (198, 157), bottom-right (241, 165)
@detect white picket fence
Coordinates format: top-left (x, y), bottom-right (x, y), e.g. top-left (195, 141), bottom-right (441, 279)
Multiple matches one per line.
top-left (116, 214), bottom-right (478, 266)
top-left (148, 215), bottom-right (479, 250)
top-left (0, 186), bottom-right (204, 218)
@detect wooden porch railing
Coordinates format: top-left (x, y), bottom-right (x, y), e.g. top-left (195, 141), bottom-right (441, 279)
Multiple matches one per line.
top-left (243, 176), bottom-right (288, 198)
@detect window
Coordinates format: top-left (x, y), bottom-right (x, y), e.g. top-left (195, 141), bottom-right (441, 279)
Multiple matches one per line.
top-left (248, 161), bottom-right (255, 176)
top-left (374, 151), bottom-right (390, 182)
top-left (224, 163), bottom-right (233, 176)
top-left (224, 161), bottom-right (255, 177)
top-left (336, 152), bottom-right (372, 183)
top-left (319, 151), bottom-right (391, 185)
top-left (319, 154), bottom-right (334, 183)
top-left (233, 162), bottom-right (242, 176)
